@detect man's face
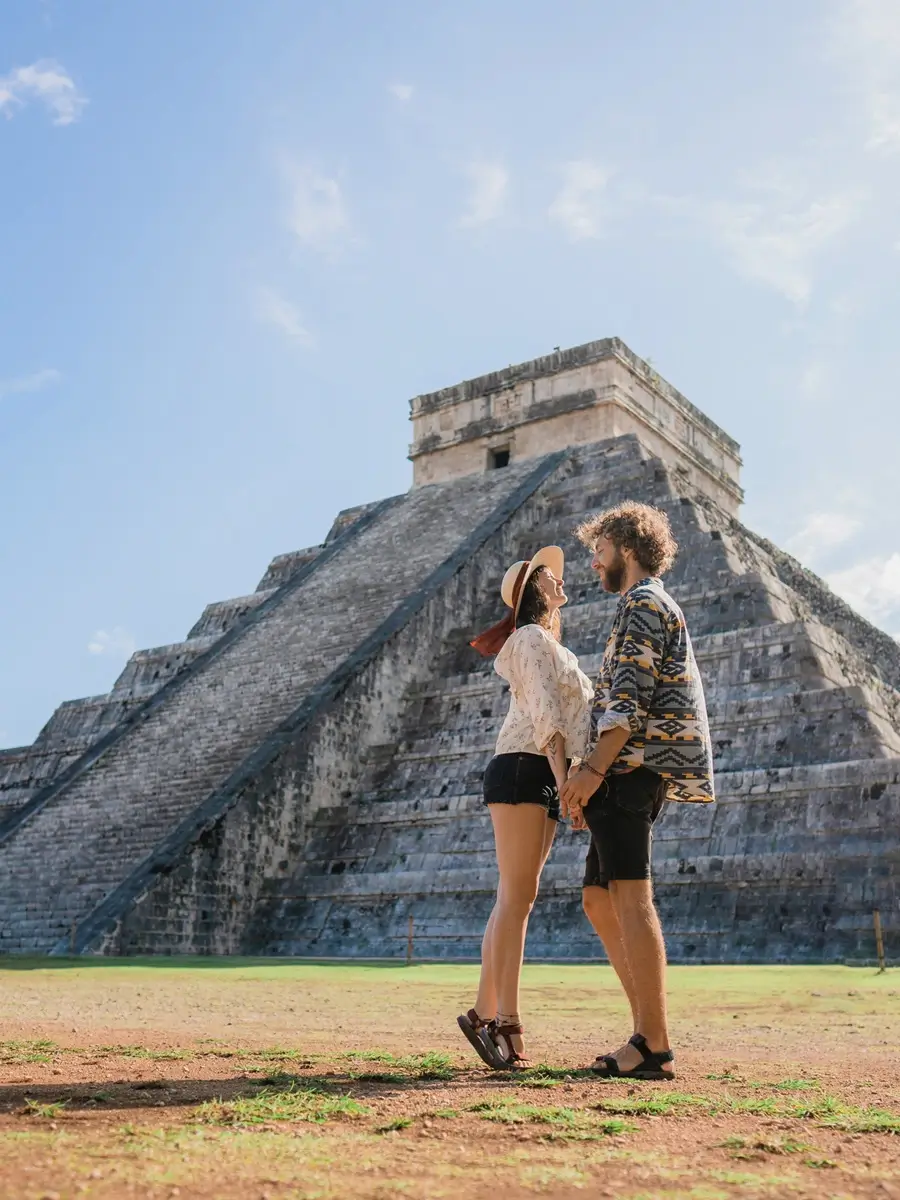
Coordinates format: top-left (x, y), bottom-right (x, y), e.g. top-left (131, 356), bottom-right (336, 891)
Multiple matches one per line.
top-left (591, 535), bottom-right (627, 594)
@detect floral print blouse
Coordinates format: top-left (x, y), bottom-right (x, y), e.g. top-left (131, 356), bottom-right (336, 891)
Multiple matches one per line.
top-left (493, 623), bottom-right (594, 758)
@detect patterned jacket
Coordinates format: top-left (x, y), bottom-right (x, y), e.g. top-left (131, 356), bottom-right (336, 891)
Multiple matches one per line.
top-left (590, 577), bottom-right (714, 803)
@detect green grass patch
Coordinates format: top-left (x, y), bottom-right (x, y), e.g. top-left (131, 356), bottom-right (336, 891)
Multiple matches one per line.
top-left (468, 1098), bottom-right (633, 1139)
top-left (97, 1044), bottom-right (190, 1061)
top-left (196, 1082), bottom-right (370, 1126)
top-left (0, 1039), bottom-right (58, 1064)
top-left (24, 1098), bottom-right (69, 1119)
top-left (813, 1104), bottom-right (900, 1133)
top-left (594, 1091), bottom-right (709, 1117)
top-left (375, 1116), bottom-right (413, 1133)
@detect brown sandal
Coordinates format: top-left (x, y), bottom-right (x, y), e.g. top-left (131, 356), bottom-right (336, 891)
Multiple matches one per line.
top-left (457, 1008), bottom-right (499, 1068)
top-left (484, 1021), bottom-right (530, 1071)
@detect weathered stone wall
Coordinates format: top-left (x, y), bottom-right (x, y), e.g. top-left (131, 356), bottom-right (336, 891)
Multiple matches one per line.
top-left (0, 456), bottom-right (566, 954)
top-left (255, 436), bottom-right (899, 963)
top-left (1, 336), bottom-right (897, 965)
top-left (99, 475), bottom-right (566, 954)
top-left (409, 338), bottom-right (743, 514)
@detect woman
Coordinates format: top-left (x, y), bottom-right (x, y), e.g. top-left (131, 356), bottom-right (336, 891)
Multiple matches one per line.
top-left (457, 546), bottom-right (593, 1069)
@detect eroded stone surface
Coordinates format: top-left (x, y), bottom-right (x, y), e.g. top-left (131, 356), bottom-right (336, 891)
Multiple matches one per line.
top-left (1, 338), bottom-right (897, 962)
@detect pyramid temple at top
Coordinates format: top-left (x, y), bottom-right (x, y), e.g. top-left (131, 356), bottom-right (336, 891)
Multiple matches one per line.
top-left (1, 337), bottom-right (898, 961)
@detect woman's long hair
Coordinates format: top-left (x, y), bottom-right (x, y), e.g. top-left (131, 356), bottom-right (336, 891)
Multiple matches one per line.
top-left (515, 567), bottom-right (561, 642)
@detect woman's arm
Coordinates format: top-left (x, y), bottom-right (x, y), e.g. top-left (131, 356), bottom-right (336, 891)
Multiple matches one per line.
top-left (544, 731), bottom-right (568, 795)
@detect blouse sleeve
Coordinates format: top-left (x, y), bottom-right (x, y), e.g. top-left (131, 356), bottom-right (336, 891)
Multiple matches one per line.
top-left (509, 625), bottom-right (567, 752)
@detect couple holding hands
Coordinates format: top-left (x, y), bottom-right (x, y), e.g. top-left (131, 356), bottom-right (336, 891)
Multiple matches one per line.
top-left (457, 501), bottom-right (714, 1080)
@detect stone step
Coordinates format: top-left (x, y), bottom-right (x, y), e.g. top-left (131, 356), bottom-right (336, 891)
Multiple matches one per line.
top-left (0, 455), bottom-right (565, 954)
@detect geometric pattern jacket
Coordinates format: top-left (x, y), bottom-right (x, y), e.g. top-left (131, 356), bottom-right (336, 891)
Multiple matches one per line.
top-left (590, 577), bottom-right (715, 803)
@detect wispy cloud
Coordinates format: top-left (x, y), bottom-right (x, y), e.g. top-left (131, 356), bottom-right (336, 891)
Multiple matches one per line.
top-left (458, 161), bottom-right (508, 228)
top-left (388, 82), bottom-right (414, 102)
top-left (829, 0), bottom-right (900, 152)
top-left (827, 551), bottom-right (900, 625)
top-left (786, 511), bottom-right (862, 562)
top-left (548, 160), bottom-right (612, 241)
top-left (0, 368), bottom-right (62, 402)
top-left (284, 162), bottom-right (350, 254)
top-left (706, 168), bottom-right (863, 305)
top-left (254, 286), bottom-right (315, 348)
top-left (0, 59), bottom-right (87, 126)
top-left (87, 627), bottom-right (137, 659)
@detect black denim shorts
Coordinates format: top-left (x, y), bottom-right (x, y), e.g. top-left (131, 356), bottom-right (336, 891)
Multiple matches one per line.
top-left (483, 753), bottom-right (561, 822)
top-left (582, 766), bottom-right (666, 888)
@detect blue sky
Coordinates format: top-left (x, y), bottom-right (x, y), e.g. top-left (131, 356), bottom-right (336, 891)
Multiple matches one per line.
top-left (2, 0), bottom-right (899, 747)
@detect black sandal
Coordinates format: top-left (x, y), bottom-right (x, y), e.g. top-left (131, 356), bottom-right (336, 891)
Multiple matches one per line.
top-left (484, 1021), bottom-right (530, 1071)
top-left (457, 1009), bottom-right (500, 1068)
top-left (592, 1033), bottom-right (675, 1081)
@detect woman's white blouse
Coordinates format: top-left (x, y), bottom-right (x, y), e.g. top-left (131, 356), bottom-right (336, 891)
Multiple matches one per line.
top-left (493, 624), bottom-right (594, 758)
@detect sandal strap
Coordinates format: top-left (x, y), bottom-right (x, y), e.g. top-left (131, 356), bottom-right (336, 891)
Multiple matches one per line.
top-left (494, 1022), bottom-right (524, 1037)
top-left (466, 1008), bottom-right (489, 1031)
top-left (629, 1033), bottom-right (675, 1066)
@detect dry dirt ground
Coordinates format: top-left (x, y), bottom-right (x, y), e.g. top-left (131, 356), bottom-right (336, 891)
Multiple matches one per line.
top-left (0, 961), bottom-right (897, 1200)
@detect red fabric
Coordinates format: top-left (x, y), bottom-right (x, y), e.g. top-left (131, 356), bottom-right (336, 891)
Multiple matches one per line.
top-left (469, 561), bottom-right (530, 657)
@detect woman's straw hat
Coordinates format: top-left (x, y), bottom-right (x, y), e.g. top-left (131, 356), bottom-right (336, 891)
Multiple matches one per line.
top-left (470, 545), bottom-right (565, 657)
top-left (500, 545), bottom-right (565, 615)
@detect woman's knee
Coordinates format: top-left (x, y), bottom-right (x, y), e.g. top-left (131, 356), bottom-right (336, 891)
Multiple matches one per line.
top-left (498, 883), bottom-right (539, 920)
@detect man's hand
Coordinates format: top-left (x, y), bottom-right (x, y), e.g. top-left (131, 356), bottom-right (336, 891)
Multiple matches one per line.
top-left (560, 766), bottom-right (602, 828)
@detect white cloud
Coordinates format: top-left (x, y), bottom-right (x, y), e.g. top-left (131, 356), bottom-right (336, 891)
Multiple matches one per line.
top-left (829, 0), bottom-right (900, 152)
top-left (709, 182), bottom-right (862, 305)
top-left (254, 286), bottom-right (315, 348)
top-left (0, 59), bottom-right (87, 126)
top-left (87, 627), bottom-right (137, 659)
top-left (827, 552), bottom-right (900, 623)
top-left (388, 83), bottom-right (413, 102)
top-left (548, 160), bottom-right (612, 241)
top-left (284, 163), bottom-right (349, 253)
top-left (458, 161), bottom-right (508, 228)
top-left (0, 368), bottom-right (62, 402)
top-left (786, 511), bottom-right (862, 563)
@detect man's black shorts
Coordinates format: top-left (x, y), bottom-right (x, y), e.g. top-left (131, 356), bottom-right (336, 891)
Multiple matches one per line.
top-left (582, 766), bottom-right (665, 889)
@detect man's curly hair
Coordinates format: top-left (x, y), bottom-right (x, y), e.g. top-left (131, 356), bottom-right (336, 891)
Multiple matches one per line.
top-left (575, 501), bottom-right (678, 576)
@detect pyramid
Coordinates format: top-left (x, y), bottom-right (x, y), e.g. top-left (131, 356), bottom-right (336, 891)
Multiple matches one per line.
top-left (1, 338), bottom-right (897, 961)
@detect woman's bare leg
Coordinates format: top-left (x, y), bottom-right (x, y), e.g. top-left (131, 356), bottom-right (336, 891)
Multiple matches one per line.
top-left (489, 804), bottom-right (555, 1054)
top-left (475, 813), bottom-right (556, 1021)
top-left (473, 903), bottom-right (499, 1018)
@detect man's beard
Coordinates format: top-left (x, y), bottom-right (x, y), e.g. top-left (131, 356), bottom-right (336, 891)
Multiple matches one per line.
top-left (600, 551), bottom-right (626, 593)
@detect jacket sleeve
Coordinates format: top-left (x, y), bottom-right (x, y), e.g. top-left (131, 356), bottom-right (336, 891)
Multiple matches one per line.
top-left (510, 626), bottom-right (567, 752)
top-left (593, 595), bottom-right (666, 736)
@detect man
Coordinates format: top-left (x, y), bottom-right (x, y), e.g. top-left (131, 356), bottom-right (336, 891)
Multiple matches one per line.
top-left (560, 501), bottom-right (714, 1081)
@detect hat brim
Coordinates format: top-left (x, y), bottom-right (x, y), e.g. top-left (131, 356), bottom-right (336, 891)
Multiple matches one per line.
top-left (514, 545), bottom-right (565, 615)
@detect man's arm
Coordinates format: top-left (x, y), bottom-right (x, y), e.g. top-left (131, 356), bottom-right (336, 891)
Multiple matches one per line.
top-left (560, 596), bottom-right (667, 816)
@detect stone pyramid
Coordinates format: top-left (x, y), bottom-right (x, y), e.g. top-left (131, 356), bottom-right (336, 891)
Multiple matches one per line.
top-left (1, 338), bottom-right (897, 961)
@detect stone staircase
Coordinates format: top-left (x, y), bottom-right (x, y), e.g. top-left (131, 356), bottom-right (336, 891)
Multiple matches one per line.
top-left (247, 439), bottom-right (900, 962)
top-left (2, 432), bottom-right (897, 961)
top-left (0, 454), bottom-right (565, 953)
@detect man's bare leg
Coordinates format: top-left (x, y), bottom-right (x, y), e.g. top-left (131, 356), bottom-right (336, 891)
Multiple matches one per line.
top-left (582, 885), bottom-right (640, 1032)
top-left (606, 878), bottom-right (673, 1075)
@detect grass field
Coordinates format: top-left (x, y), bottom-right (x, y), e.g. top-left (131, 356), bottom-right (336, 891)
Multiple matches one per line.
top-left (0, 960), bottom-right (898, 1199)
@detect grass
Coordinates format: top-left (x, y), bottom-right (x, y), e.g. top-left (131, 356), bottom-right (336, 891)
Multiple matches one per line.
top-left (344, 1050), bottom-right (457, 1082)
top-left (97, 1044), bottom-right (191, 1061)
top-left (24, 1098), bottom-right (69, 1118)
top-left (0, 1039), bottom-right (58, 1063)
top-left (196, 1082), bottom-right (370, 1126)
top-left (468, 1097), bottom-right (634, 1139)
top-left (0, 963), bottom-right (898, 1199)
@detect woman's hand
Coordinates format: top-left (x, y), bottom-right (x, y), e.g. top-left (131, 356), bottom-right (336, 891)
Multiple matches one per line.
top-left (560, 765), bottom-right (603, 819)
